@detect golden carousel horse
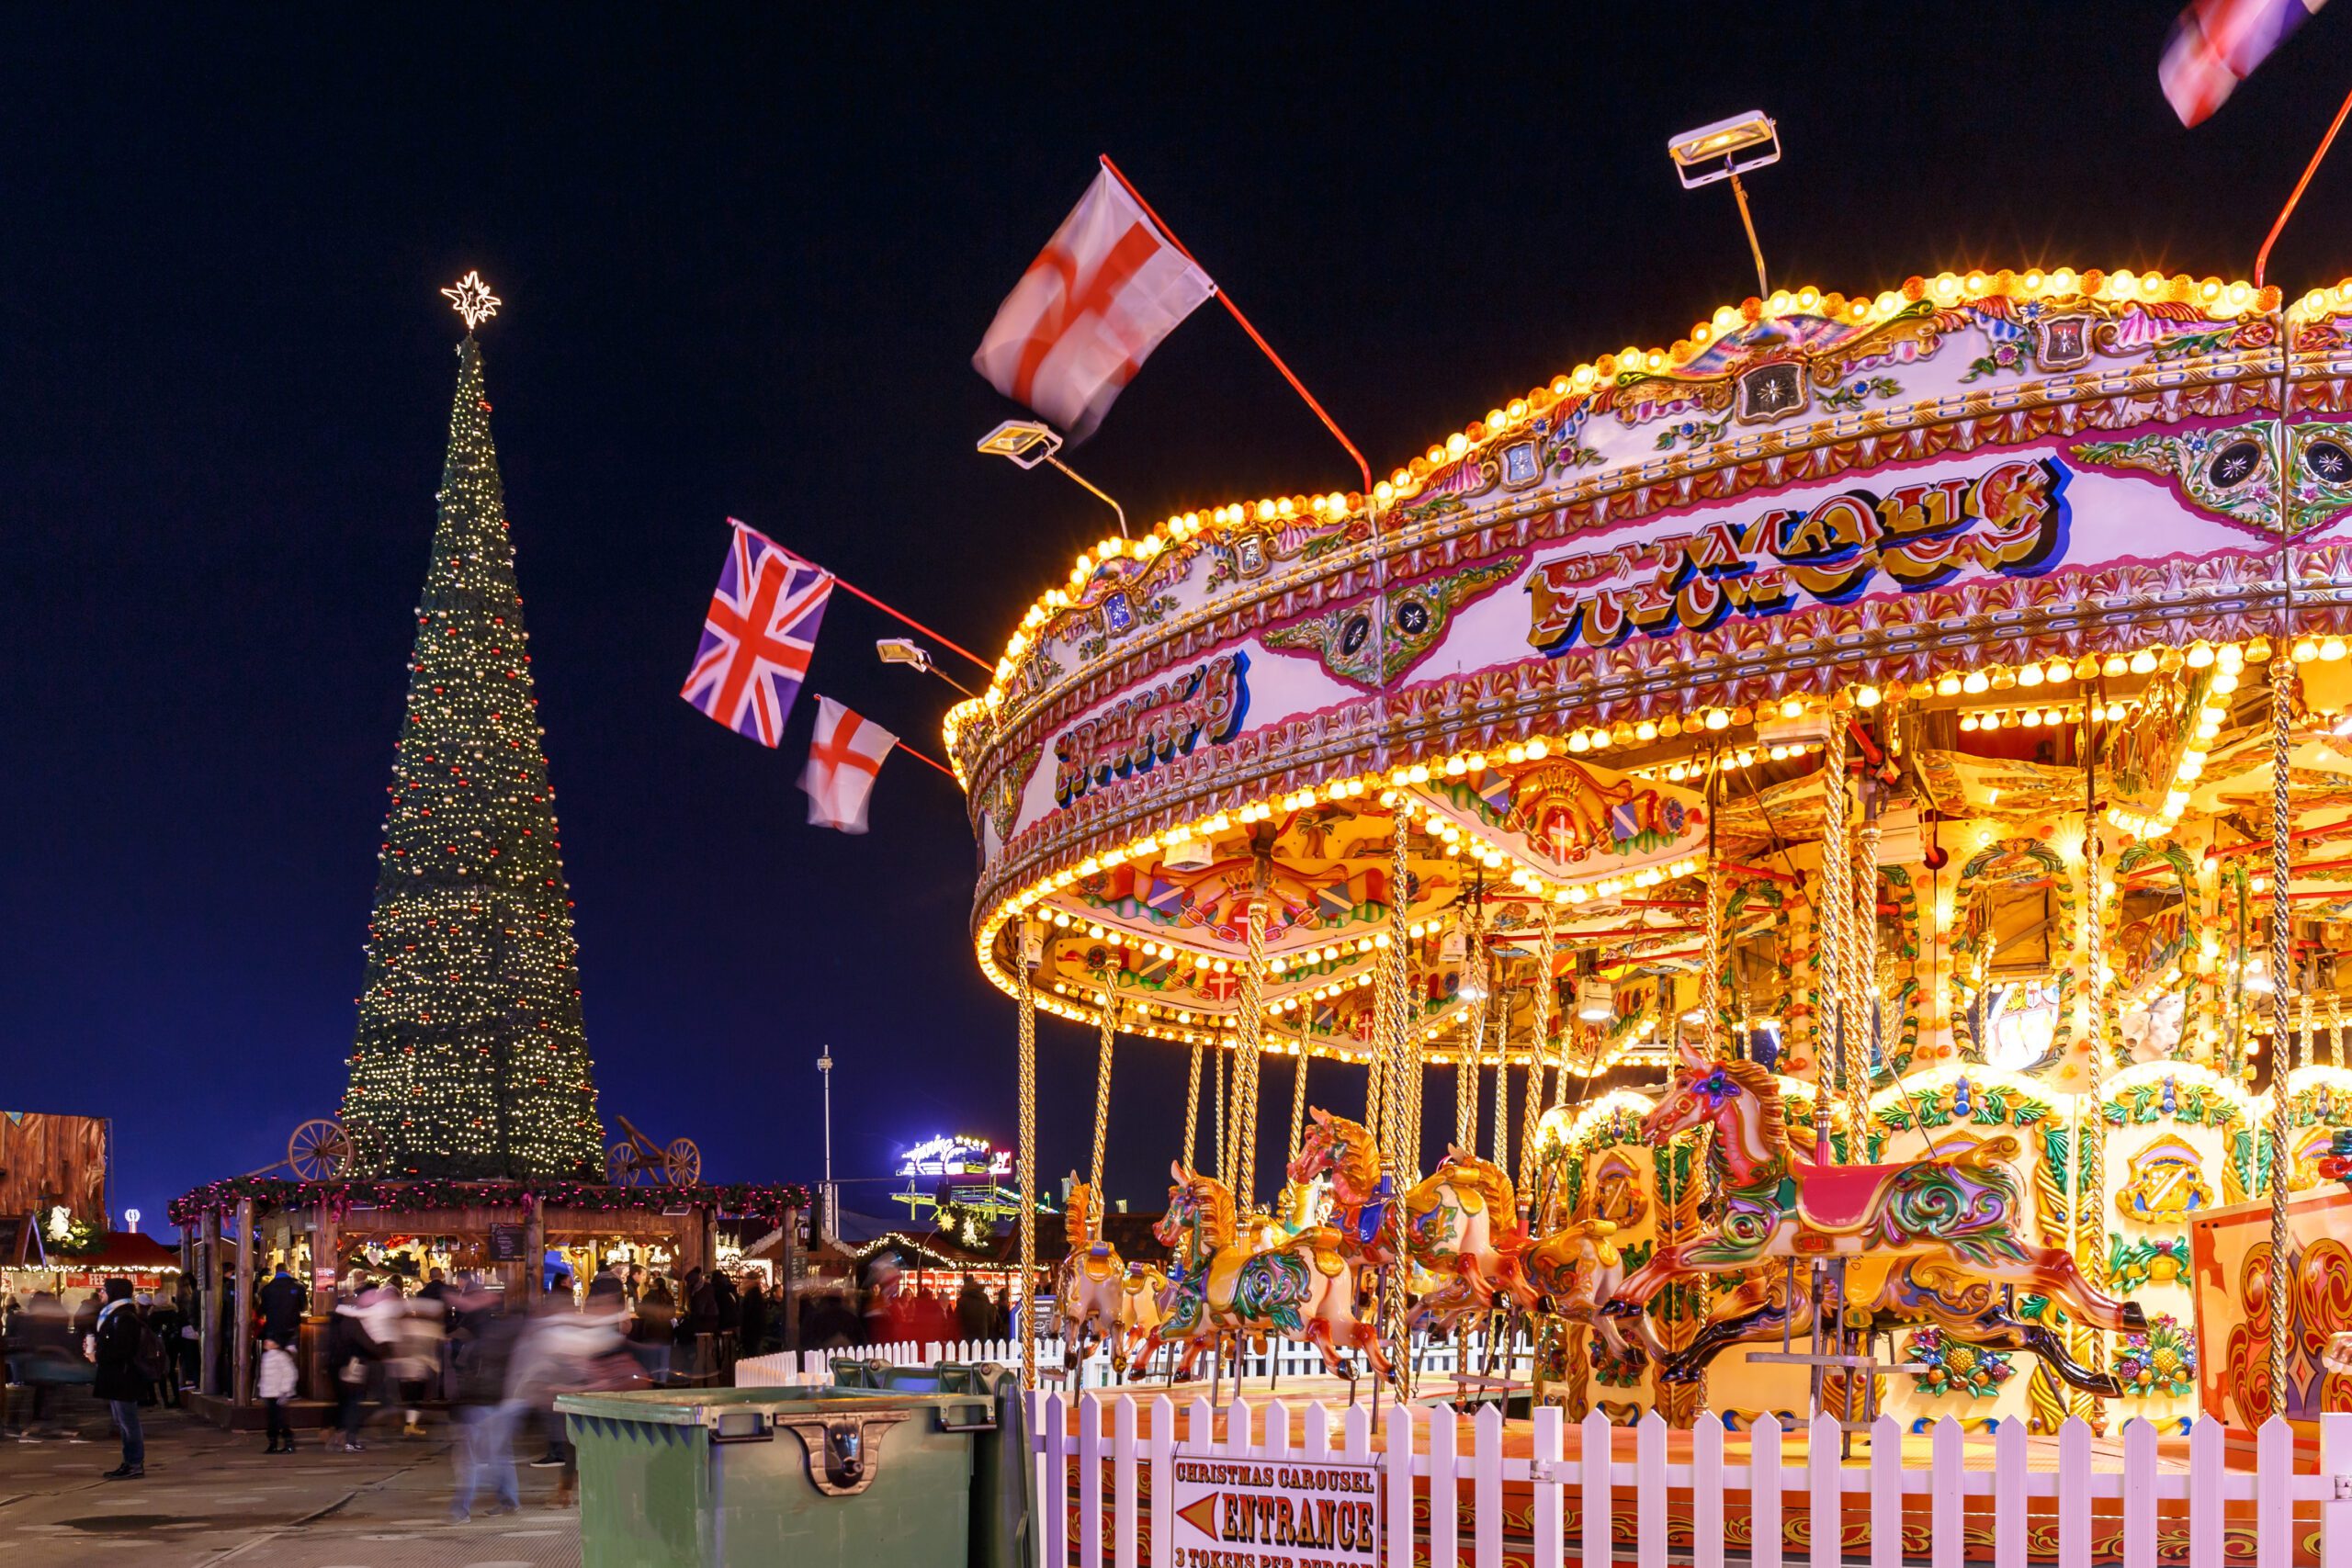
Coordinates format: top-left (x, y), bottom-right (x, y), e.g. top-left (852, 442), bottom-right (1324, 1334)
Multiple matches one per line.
top-left (1054, 1182), bottom-right (1127, 1363)
top-left (1136, 1163), bottom-right (1391, 1382)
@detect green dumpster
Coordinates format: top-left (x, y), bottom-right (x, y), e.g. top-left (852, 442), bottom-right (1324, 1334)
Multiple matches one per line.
top-left (558, 1379), bottom-right (1007, 1568)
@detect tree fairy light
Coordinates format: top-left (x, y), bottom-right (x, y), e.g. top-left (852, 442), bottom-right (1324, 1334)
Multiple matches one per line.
top-left (339, 299), bottom-right (602, 1180)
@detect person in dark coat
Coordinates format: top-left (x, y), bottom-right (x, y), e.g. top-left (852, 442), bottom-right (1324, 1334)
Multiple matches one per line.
top-left (736, 1278), bottom-right (766, 1359)
top-left (258, 1262), bottom-right (307, 1346)
top-left (145, 1293), bottom-right (186, 1408)
top-left (956, 1277), bottom-right (993, 1342)
top-left (682, 1269), bottom-right (719, 1379)
top-left (91, 1279), bottom-right (149, 1479)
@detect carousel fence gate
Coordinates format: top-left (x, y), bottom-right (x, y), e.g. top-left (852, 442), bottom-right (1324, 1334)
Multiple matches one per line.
top-left (1026, 1396), bottom-right (2352, 1568)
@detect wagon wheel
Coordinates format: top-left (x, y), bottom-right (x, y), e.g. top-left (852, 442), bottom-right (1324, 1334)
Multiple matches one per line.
top-left (608, 1141), bottom-right (645, 1187)
top-left (663, 1138), bottom-right (702, 1187)
top-left (287, 1119), bottom-right (351, 1180)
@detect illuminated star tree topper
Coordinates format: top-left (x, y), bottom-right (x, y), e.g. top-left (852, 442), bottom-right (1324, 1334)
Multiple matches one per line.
top-left (441, 270), bottom-right (503, 333)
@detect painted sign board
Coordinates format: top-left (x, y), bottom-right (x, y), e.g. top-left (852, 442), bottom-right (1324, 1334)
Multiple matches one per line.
top-left (1166, 1452), bottom-right (1381, 1568)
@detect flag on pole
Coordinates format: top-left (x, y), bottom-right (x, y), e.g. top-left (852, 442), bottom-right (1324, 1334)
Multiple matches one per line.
top-left (2161, 0), bottom-right (2329, 126)
top-left (680, 521), bottom-right (833, 747)
top-left (800, 696), bottom-right (899, 833)
top-left (972, 166), bottom-right (1215, 442)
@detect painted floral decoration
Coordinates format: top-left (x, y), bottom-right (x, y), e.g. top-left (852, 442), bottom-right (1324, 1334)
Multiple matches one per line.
top-left (2115, 1314), bottom-right (2197, 1399)
top-left (1903, 1325), bottom-right (2015, 1399)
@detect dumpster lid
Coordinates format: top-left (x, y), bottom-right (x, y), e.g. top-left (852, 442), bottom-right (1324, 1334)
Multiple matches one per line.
top-left (555, 1385), bottom-right (979, 1429)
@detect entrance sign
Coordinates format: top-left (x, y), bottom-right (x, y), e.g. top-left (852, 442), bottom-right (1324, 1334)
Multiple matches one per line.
top-left (1167, 1453), bottom-right (1381, 1568)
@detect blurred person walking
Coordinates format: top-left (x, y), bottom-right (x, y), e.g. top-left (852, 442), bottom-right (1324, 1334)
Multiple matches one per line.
top-left (257, 1336), bottom-right (298, 1453)
top-left (326, 1278), bottom-right (383, 1451)
top-left (447, 1285), bottom-right (521, 1522)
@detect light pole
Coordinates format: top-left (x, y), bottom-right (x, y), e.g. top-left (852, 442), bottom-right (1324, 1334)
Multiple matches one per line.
top-left (817, 1051), bottom-right (837, 1241)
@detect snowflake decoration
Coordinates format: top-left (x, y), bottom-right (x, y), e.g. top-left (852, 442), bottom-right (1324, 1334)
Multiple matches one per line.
top-left (442, 271), bottom-right (503, 332)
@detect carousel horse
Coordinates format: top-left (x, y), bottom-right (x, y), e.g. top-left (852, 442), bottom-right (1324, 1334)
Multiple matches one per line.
top-left (1399, 1146), bottom-right (1529, 1329)
top-left (1657, 1254), bottom-right (2125, 1396)
top-left (1284, 1109), bottom-right (1398, 1252)
top-left (1054, 1183), bottom-right (1126, 1363)
top-left (1518, 1216), bottom-right (1633, 1355)
top-left (1110, 1260), bottom-right (1171, 1372)
top-left (1136, 1162), bottom-right (1392, 1382)
top-left (1602, 1043), bottom-right (2145, 1346)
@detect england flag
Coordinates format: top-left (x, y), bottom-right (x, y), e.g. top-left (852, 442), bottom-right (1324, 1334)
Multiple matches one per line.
top-left (972, 166), bottom-right (1215, 442)
top-left (800, 697), bottom-right (899, 833)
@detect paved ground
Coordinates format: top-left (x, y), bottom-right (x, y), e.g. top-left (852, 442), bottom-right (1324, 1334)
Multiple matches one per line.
top-left (0, 1403), bottom-right (582, 1568)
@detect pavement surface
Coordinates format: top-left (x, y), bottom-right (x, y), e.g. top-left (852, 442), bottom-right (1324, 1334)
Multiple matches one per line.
top-left (0, 1403), bottom-right (582, 1568)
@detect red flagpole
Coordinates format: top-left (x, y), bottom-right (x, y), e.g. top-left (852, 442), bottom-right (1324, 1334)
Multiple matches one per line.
top-left (1098, 154), bottom-right (1374, 498)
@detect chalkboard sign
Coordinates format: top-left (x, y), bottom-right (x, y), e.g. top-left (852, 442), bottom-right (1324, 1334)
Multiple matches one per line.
top-left (486, 1224), bottom-right (528, 1262)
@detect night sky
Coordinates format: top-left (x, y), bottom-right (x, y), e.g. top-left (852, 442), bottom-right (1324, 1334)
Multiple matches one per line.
top-left (7, 7), bottom-right (2352, 1235)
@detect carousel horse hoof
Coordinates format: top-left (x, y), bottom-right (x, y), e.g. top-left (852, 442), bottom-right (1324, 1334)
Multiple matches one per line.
top-left (2090, 1372), bottom-right (2124, 1399)
top-left (2119, 1302), bottom-right (2148, 1331)
top-left (1657, 1359), bottom-right (1701, 1385)
top-left (1532, 1294), bottom-right (1558, 1315)
top-left (1600, 1298), bottom-right (1641, 1319)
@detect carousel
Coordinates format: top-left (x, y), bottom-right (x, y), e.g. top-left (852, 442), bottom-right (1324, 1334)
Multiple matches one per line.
top-left (947, 263), bottom-right (2352, 1560)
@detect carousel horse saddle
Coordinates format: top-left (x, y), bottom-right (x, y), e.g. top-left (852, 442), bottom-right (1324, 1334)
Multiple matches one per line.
top-left (1787, 1157), bottom-right (1918, 1233)
top-left (1079, 1241), bottom-right (1122, 1282)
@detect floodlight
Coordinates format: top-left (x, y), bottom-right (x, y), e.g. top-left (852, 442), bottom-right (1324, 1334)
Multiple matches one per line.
top-left (977, 419), bottom-right (1063, 469)
top-left (1577, 976), bottom-right (1616, 1023)
top-left (876, 637), bottom-right (933, 672)
top-left (1667, 112), bottom-right (1781, 189)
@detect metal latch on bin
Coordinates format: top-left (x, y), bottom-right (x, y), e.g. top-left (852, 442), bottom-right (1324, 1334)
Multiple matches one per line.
top-left (775, 1410), bottom-right (910, 1497)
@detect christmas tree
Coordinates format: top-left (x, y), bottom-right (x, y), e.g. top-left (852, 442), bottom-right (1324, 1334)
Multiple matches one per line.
top-left (341, 283), bottom-right (603, 1180)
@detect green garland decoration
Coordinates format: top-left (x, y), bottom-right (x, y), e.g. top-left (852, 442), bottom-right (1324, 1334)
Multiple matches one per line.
top-left (168, 1177), bottom-right (813, 1229)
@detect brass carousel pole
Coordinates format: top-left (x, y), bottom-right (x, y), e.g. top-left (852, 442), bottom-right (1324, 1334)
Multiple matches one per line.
top-left (1183, 1041), bottom-right (1204, 1173)
top-left (1090, 994), bottom-right (1117, 1231)
top-left (1381, 806), bottom-right (1415, 1394)
top-left (1016, 920), bottom-right (1041, 1393)
top-left (1231, 848), bottom-right (1273, 1209)
top-left (1517, 908), bottom-right (1557, 1216)
top-left (1458, 891), bottom-right (1487, 1150)
top-left (2266, 368), bottom-right (2297, 1417)
top-left (2076, 714), bottom-right (2112, 1429)
top-left (1288, 1023), bottom-right (1310, 1161)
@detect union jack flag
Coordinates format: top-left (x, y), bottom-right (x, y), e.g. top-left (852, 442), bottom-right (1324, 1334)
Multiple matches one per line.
top-left (680, 520), bottom-right (833, 747)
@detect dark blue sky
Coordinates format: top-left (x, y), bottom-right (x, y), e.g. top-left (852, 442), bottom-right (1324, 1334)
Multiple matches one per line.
top-left (6, 6), bottom-right (2350, 1234)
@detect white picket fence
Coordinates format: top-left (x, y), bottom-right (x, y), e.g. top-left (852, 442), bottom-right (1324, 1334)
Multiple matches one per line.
top-left (1032, 1393), bottom-right (2352, 1568)
top-left (736, 1332), bottom-right (1532, 1391)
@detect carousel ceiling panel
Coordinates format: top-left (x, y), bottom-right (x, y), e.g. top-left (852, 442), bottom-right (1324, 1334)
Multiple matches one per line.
top-left (1404, 757), bottom-right (1706, 892)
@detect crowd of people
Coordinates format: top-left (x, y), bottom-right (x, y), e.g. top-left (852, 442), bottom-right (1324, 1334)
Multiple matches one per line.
top-left (1, 1253), bottom-right (1021, 1508)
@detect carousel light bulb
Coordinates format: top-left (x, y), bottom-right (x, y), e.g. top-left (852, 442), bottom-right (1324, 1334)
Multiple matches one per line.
top-left (1636, 720), bottom-right (1658, 741)
top-left (2018, 664), bottom-right (2044, 688)
top-left (1781, 698), bottom-right (1804, 718)
top-left (1704, 709), bottom-right (1730, 730)
top-left (1937, 673), bottom-right (1962, 695)
top-left (2019, 709), bottom-right (2041, 728)
top-left (1668, 762), bottom-right (1688, 780)
top-left (2130, 649), bottom-right (2159, 675)
top-left (1525, 739), bottom-right (1551, 760)
top-left (1981, 711), bottom-right (2002, 730)
top-left (1445, 756), bottom-right (1467, 776)
top-left (2325, 637), bottom-right (2348, 662)
top-left (1854, 684), bottom-right (1882, 707)
top-left (2218, 643), bottom-right (2245, 671)
top-left (2186, 642), bottom-right (2215, 668)
top-left (2043, 707), bottom-right (2064, 725)
top-left (1962, 671), bottom-right (1990, 694)
top-left (2211, 671), bottom-right (2240, 694)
